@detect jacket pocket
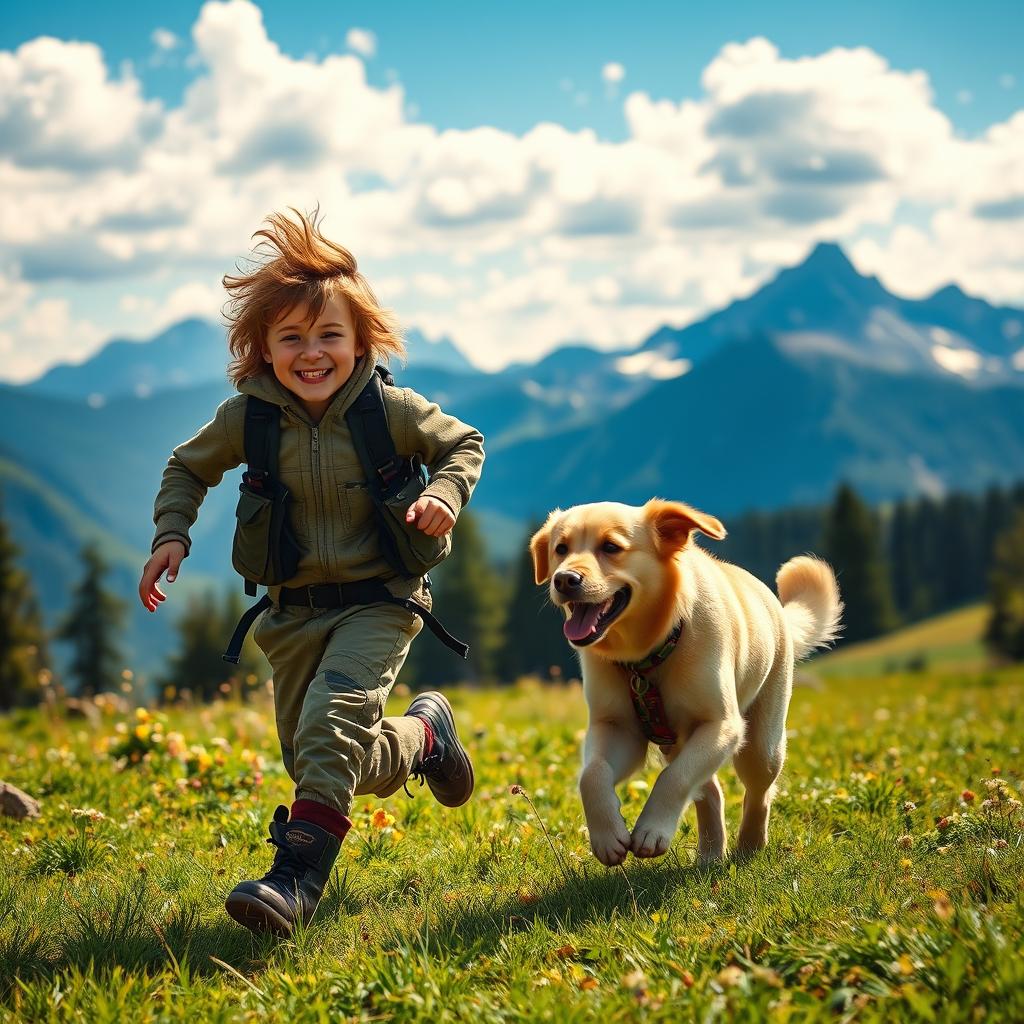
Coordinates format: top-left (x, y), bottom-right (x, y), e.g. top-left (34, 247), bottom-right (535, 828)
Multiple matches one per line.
top-left (232, 483), bottom-right (303, 584)
top-left (381, 473), bottom-right (452, 574)
top-left (232, 487), bottom-right (273, 580)
top-left (338, 482), bottom-right (375, 534)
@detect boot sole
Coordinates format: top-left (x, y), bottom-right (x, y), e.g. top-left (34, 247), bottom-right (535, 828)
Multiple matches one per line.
top-left (225, 891), bottom-right (294, 937)
top-left (411, 692), bottom-right (475, 807)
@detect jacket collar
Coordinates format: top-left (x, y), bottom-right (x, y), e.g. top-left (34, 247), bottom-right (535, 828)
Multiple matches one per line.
top-left (237, 356), bottom-right (378, 426)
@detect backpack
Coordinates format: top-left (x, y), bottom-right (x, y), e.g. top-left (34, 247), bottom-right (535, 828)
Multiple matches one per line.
top-left (223, 365), bottom-right (467, 664)
top-left (230, 365), bottom-right (450, 596)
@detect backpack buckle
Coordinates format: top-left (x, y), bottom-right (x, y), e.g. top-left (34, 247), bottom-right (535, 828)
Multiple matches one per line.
top-left (377, 456), bottom-right (403, 486)
top-left (242, 470), bottom-right (269, 491)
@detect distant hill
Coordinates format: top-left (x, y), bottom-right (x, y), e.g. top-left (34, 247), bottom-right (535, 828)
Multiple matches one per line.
top-left (813, 604), bottom-right (989, 678)
top-left (0, 456), bottom-right (224, 681)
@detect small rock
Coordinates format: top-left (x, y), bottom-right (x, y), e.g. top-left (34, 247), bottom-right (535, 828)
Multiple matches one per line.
top-left (0, 781), bottom-right (41, 819)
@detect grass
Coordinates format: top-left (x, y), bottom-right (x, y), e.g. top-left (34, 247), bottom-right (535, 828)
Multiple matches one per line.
top-left (814, 605), bottom-right (990, 678)
top-left (1, 666), bottom-right (1022, 1022)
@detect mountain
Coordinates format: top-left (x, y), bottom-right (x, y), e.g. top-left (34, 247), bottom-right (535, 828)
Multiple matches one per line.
top-left (401, 328), bottom-right (476, 375)
top-left (474, 333), bottom-right (1024, 520)
top-left (27, 319), bottom-right (230, 403)
top-left (639, 242), bottom-right (1024, 386)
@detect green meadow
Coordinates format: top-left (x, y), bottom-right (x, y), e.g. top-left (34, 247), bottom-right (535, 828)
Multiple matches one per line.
top-left (2, 659), bottom-right (1022, 1022)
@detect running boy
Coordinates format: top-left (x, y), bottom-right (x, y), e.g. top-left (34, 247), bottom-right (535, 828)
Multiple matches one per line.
top-left (138, 210), bottom-right (485, 936)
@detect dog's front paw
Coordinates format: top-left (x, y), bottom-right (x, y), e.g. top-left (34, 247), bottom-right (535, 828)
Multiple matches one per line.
top-left (630, 820), bottom-right (674, 859)
top-left (588, 818), bottom-right (632, 867)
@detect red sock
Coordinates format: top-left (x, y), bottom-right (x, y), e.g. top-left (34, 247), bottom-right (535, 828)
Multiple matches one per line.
top-left (418, 718), bottom-right (435, 759)
top-left (290, 799), bottom-right (352, 841)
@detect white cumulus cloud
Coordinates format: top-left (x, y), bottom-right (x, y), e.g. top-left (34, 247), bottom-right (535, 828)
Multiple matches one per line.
top-left (0, 36), bottom-right (161, 170)
top-left (346, 28), bottom-right (377, 58)
top-left (0, 6), bottom-right (1022, 380)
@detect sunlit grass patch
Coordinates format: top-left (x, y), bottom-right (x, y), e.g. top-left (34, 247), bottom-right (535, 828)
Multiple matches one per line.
top-left (0, 668), bottom-right (1022, 1021)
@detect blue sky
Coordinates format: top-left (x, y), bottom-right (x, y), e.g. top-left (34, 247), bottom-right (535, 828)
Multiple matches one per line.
top-left (3, 0), bottom-right (1020, 139)
top-left (1, 0), bottom-right (1022, 380)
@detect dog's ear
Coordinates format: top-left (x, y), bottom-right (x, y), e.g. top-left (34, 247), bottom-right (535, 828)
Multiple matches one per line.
top-left (644, 499), bottom-right (727, 554)
top-left (529, 510), bottom-right (561, 584)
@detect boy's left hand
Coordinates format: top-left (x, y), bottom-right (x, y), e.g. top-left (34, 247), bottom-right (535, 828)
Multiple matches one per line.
top-left (406, 496), bottom-right (455, 537)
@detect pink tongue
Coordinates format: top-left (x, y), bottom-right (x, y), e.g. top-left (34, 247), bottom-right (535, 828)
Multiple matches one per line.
top-left (564, 602), bottom-right (606, 642)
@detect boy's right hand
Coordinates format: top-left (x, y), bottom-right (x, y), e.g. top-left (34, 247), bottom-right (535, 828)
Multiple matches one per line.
top-left (139, 541), bottom-right (186, 612)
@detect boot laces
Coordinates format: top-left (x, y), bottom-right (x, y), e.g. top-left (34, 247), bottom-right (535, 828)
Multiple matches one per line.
top-left (263, 834), bottom-right (308, 887)
top-left (403, 749), bottom-right (444, 797)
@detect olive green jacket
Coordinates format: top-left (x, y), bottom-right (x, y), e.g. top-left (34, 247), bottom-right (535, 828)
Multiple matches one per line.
top-left (151, 357), bottom-right (485, 598)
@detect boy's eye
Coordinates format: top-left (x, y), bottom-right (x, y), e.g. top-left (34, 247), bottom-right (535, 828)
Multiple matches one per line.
top-left (554, 543), bottom-right (568, 556)
top-left (601, 541), bottom-right (622, 555)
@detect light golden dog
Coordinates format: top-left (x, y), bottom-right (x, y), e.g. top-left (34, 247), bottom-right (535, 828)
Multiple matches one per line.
top-left (531, 499), bottom-right (842, 866)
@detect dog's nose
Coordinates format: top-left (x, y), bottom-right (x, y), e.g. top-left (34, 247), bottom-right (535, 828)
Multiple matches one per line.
top-left (553, 569), bottom-right (584, 595)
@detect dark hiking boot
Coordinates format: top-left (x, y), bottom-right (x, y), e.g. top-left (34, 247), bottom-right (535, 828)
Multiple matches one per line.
top-left (225, 806), bottom-right (340, 936)
top-left (404, 691), bottom-right (475, 807)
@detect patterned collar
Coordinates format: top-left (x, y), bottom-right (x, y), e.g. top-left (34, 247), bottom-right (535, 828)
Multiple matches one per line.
top-left (619, 621), bottom-right (683, 676)
top-left (616, 621), bottom-right (683, 748)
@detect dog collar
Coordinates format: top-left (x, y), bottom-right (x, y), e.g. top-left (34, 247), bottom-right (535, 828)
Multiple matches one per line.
top-left (617, 621), bottom-right (683, 748)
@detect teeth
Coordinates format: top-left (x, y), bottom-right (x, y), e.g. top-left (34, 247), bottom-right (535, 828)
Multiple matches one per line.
top-left (297, 369), bottom-right (330, 380)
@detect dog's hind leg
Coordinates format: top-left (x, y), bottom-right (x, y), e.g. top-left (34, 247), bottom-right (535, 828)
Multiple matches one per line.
top-left (733, 665), bottom-right (791, 858)
top-left (694, 775), bottom-right (726, 864)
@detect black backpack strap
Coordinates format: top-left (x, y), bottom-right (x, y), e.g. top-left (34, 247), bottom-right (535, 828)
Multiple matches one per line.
top-left (222, 593), bottom-right (272, 664)
top-left (346, 366), bottom-right (405, 496)
top-left (243, 396), bottom-right (281, 483)
top-left (241, 397), bottom-right (283, 598)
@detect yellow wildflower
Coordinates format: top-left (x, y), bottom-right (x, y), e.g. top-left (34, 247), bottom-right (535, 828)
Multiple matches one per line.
top-left (371, 808), bottom-right (395, 829)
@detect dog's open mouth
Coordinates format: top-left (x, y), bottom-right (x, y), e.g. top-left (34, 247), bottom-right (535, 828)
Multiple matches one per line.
top-left (564, 587), bottom-right (631, 646)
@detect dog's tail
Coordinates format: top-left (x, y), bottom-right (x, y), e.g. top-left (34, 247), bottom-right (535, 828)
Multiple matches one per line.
top-left (776, 556), bottom-right (843, 661)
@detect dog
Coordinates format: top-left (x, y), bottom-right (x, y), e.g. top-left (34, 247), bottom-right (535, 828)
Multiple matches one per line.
top-left (530, 499), bottom-right (842, 867)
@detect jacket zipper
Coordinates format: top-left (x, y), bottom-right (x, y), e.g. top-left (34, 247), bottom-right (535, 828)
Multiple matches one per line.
top-left (311, 425), bottom-right (327, 568)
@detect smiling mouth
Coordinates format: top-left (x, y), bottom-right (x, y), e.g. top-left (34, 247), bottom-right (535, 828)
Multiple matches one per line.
top-left (563, 587), bottom-right (631, 646)
top-left (295, 367), bottom-right (332, 382)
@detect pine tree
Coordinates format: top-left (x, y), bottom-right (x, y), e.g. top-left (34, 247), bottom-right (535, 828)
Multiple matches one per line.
top-left (58, 542), bottom-right (127, 696)
top-left (981, 485), bottom-right (1014, 569)
top-left (823, 483), bottom-right (898, 644)
top-left (159, 589), bottom-right (265, 703)
top-left (497, 522), bottom-right (580, 683)
top-left (985, 510), bottom-right (1024, 663)
top-left (407, 510), bottom-right (506, 686)
top-left (0, 494), bottom-right (50, 710)
top-left (888, 499), bottom-right (918, 620)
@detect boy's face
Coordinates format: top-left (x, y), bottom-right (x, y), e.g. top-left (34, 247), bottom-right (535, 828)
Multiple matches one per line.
top-left (263, 293), bottom-right (365, 418)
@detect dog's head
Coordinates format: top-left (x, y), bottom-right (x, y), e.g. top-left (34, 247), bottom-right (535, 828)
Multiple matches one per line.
top-left (530, 499), bottom-right (726, 660)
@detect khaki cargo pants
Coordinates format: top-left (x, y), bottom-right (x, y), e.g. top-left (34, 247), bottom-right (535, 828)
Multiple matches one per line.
top-left (253, 599), bottom-right (426, 815)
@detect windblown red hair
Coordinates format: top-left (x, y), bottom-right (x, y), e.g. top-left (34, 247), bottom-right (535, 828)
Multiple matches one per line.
top-left (223, 208), bottom-right (405, 385)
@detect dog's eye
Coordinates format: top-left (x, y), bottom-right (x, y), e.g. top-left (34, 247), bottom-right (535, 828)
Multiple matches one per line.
top-left (554, 542), bottom-right (568, 556)
top-left (601, 541), bottom-right (622, 555)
